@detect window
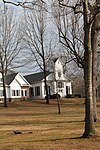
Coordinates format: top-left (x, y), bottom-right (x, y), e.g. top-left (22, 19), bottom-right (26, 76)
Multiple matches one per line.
top-left (58, 89), bottom-right (62, 92)
top-left (25, 90), bottom-right (27, 96)
top-left (21, 89), bottom-right (28, 97)
top-left (58, 72), bottom-right (61, 78)
top-left (44, 86), bottom-right (50, 95)
top-left (66, 86), bottom-right (70, 95)
top-left (21, 90), bottom-right (23, 96)
top-left (12, 90), bottom-right (20, 96)
top-left (58, 82), bottom-right (64, 88)
top-left (35, 86), bottom-right (40, 96)
top-left (0, 90), bottom-right (3, 96)
top-left (17, 90), bottom-right (20, 96)
top-left (12, 90), bottom-right (16, 96)
top-left (0, 78), bottom-right (3, 82)
top-left (30, 87), bottom-right (34, 96)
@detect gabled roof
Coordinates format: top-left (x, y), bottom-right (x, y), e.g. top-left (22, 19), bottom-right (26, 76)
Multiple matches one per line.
top-left (5, 73), bottom-right (18, 85)
top-left (24, 71), bottom-right (51, 84)
top-left (52, 58), bottom-right (58, 63)
top-left (52, 57), bottom-right (63, 64)
top-left (63, 74), bottom-right (72, 82)
top-left (5, 72), bottom-right (30, 86)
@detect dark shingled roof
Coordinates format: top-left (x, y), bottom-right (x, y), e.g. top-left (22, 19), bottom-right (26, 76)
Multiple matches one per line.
top-left (5, 73), bottom-right (18, 85)
top-left (24, 71), bottom-right (51, 84)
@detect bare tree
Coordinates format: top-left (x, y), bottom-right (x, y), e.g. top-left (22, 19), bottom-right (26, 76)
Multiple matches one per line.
top-left (52, 0), bottom-right (100, 123)
top-left (53, 0), bottom-right (100, 137)
top-left (21, 0), bottom-right (53, 104)
top-left (52, 1), bottom-right (84, 68)
top-left (2, 0), bottom-right (46, 9)
top-left (0, 4), bottom-right (22, 107)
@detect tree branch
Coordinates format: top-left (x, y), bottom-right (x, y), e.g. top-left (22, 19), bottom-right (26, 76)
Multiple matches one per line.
top-left (2, 0), bottom-right (46, 9)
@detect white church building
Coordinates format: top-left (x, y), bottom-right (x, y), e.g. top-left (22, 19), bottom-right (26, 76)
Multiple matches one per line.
top-left (24, 58), bottom-right (72, 99)
top-left (0, 58), bottom-right (72, 101)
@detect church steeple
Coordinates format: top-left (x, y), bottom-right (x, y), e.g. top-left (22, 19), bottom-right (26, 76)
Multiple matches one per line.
top-left (46, 57), bottom-right (64, 80)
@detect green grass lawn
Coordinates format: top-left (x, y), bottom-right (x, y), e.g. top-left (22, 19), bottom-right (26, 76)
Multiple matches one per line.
top-left (0, 98), bottom-right (100, 150)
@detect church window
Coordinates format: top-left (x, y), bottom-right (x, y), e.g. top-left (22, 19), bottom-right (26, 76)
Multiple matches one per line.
top-left (58, 82), bottom-right (64, 88)
top-left (35, 86), bottom-right (40, 96)
top-left (58, 71), bottom-right (61, 77)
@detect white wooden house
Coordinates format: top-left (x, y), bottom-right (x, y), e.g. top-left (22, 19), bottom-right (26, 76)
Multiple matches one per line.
top-left (24, 58), bottom-right (72, 99)
top-left (0, 58), bottom-right (72, 101)
top-left (0, 72), bottom-right (30, 102)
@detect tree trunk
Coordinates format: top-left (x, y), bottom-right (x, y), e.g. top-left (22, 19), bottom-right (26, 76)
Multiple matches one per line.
top-left (43, 59), bottom-right (49, 104)
top-left (44, 72), bottom-right (49, 104)
top-left (57, 92), bottom-right (60, 114)
top-left (91, 17), bottom-right (99, 122)
top-left (83, 53), bottom-right (95, 137)
top-left (83, 0), bottom-right (95, 138)
top-left (2, 72), bottom-right (7, 107)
